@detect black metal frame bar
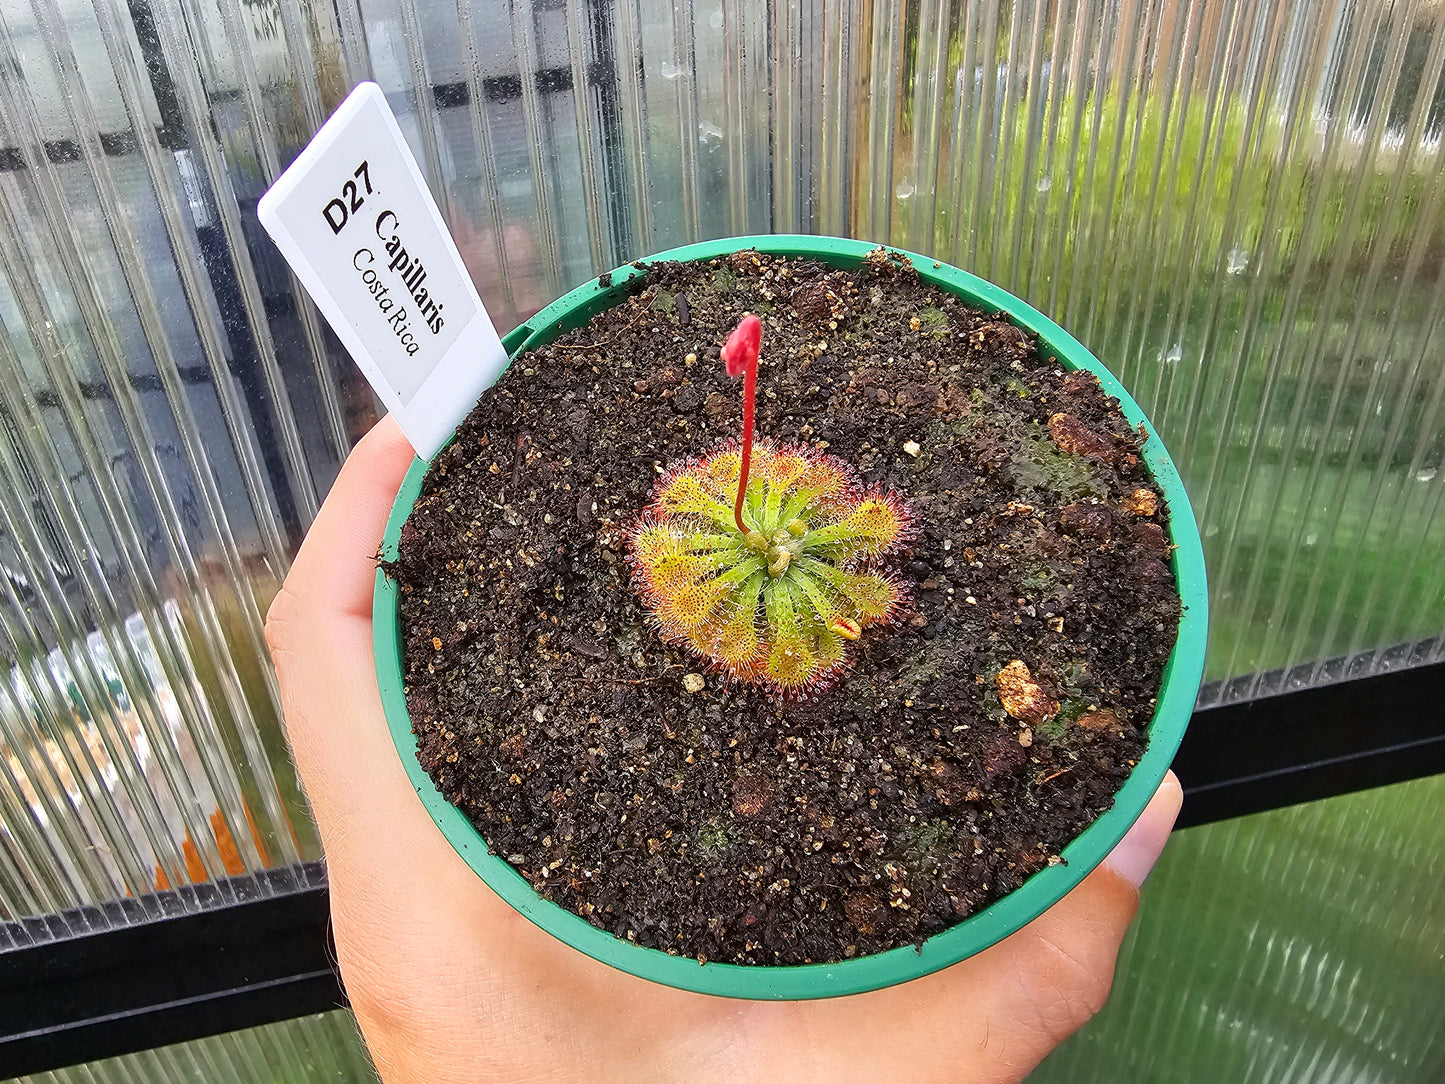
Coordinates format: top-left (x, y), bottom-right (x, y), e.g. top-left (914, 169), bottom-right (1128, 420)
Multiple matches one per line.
top-left (2, 656), bottom-right (1442, 1079)
top-left (1177, 654), bottom-right (1445, 828)
top-left (0, 863), bottom-right (337, 1079)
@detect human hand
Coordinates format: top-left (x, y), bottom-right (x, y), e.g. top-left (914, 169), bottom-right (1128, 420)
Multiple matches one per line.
top-left (266, 416), bottom-right (1183, 1084)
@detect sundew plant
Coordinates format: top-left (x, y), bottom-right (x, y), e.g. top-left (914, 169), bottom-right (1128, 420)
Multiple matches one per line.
top-left (630, 315), bottom-right (911, 694)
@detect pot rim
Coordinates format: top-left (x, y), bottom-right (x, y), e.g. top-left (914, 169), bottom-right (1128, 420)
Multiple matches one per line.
top-left (373, 234), bottom-right (1209, 1000)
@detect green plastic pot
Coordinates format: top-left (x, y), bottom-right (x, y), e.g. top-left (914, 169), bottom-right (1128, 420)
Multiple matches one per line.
top-left (374, 234), bottom-right (1208, 1000)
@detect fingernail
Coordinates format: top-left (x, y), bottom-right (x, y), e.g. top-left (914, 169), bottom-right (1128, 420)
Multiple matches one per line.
top-left (1103, 780), bottom-right (1181, 888)
top-left (1103, 816), bottom-right (1171, 888)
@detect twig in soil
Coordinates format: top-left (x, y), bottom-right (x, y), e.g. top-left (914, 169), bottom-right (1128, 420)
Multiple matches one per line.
top-left (1036, 767), bottom-right (1072, 786)
top-left (512, 434), bottom-right (528, 488)
top-left (552, 338), bottom-right (612, 351)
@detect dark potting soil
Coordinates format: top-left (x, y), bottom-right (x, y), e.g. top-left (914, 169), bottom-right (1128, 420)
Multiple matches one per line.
top-left (387, 249), bottom-right (1182, 965)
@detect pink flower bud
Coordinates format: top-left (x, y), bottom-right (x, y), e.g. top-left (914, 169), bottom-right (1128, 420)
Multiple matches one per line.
top-left (721, 313), bottom-right (762, 378)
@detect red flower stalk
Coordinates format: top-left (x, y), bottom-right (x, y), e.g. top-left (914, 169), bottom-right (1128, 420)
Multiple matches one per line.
top-left (720, 313), bottom-right (762, 536)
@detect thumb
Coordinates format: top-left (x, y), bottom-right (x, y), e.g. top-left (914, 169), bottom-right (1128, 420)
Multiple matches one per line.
top-left (1001, 770), bottom-right (1183, 1047)
top-left (265, 415), bottom-right (417, 841)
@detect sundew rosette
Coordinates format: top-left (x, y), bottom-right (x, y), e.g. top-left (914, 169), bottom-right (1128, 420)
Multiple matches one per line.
top-left (630, 438), bottom-right (911, 694)
top-left (628, 314), bottom-right (912, 694)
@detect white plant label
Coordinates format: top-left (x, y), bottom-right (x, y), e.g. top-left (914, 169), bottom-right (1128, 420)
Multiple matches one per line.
top-left (258, 81), bottom-right (506, 459)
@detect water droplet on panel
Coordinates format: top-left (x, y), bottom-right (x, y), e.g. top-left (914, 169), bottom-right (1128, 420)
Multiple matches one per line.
top-left (709, 10), bottom-right (724, 29)
top-left (1226, 247), bottom-right (1250, 274)
top-left (659, 60), bottom-right (684, 80)
top-left (698, 121), bottom-right (724, 144)
top-left (895, 181), bottom-right (914, 200)
top-left (1036, 175), bottom-right (1052, 194)
top-left (1417, 467), bottom-right (1438, 482)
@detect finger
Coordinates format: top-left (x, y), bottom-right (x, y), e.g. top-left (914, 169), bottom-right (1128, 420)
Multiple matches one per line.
top-left (266, 416), bottom-right (418, 835)
top-left (997, 771), bottom-right (1182, 1040)
top-left (1102, 769), bottom-right (1182, 887)
top-left (280, 414), bottom-right (415, 623)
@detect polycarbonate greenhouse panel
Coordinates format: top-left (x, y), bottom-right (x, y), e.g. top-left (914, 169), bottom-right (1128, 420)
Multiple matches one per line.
top-left (0, 0), bottom-right (1439, 1048)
